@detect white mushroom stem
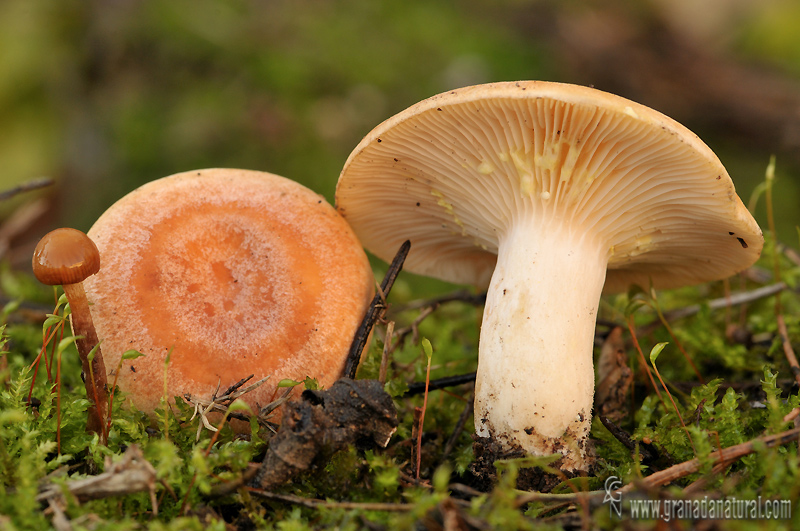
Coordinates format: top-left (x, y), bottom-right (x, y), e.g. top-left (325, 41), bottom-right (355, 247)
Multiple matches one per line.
top-left (474, 216), bottom-right (608, 471)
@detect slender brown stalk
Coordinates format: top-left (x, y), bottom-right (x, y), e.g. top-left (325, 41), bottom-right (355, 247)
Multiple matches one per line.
top-left (649, 353), bottom-right (697, 455)
top-left (63, 283), bottom-right (109, 444)
top-left (626, 316), bottom-right (665, 405)
top-left (416, 342), bottom-right (433, 481)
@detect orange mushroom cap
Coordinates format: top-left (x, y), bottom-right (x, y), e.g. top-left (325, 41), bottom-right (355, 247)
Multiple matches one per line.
top-left (32, 228), bottom-right (101, 286)
top-left (83, 169), bottom-right (374, 423)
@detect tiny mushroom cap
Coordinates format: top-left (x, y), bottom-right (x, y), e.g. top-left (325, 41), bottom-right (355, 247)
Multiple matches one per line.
top-left (32, 228), bottom-right (101, 286)
top-left (336, 81), bottom-right (763, 471)
top-left (83, 169), bottom-right (374, 428)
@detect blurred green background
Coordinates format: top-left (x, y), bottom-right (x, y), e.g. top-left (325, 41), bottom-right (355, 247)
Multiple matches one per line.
top-left (3, 0), bottom-right (800, 272)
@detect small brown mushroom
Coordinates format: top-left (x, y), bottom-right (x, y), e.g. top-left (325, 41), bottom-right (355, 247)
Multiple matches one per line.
top-left (33, 227), bottom-right (109, 443)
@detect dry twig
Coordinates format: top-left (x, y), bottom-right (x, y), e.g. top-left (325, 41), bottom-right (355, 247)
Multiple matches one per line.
top-left (777, 314), bottom-right (800, 387)
top-left (38, 445), bottom-right (157, 519)
top-left (405, 371), bottom-right (477, 396)
top-left (388, 290), bottom-right (486, 315)
top-left (620, 427), bottom-right (800, 493)
top-left (638, 282), bottom-right (787, 334)
top-left (439, 397), bottom-right (474, 465)
top-left (248, 488), bottom-right (417, 512)
top-left (344, 240), bottom-right (410, 379)
top-left (0, 177), bottom-right (53, 202)
top-left (182, 375), bottom-right (282, 440)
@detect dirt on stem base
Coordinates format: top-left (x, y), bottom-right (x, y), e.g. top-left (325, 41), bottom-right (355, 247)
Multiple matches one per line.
top-left (469, 434), bottom-right (595, 492)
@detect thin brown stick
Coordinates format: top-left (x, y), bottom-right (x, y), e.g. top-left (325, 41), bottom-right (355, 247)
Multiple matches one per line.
top-left (391, 306), bottom-right (435, 353)
top-left (597, 415), bottom-right (659, 466)
top-left (640, 282), bottom-right (787, 333)
top-left (620, 427), bottom-right (800, 493)
top-left (183, 375), bottom-right (272, 439)
top-left (388, 290), bottom-right (486, 315)
top-left (447, 482), bottom-right (604, 510)
top-left (28, 289), bottom-right (65, 398)
top-left (387, 291), bottom-right (485, 355)
top-left (491, 428), bottom-right (800, 509)
top-left (344, 240), bottom-right (410, 379)
top-left (38, 445), bottom-right (156, 504)
top-left (781, 244), bottom-right (800, 268)
top-left (248, 488), bottom-right (417, 511)
top-left (439, 397), bottom-right (474, 465)
top-left (783, 407), bottom-right (800, 424)
top-left (207, 465), bottom-right (260, 498)
top-left (626, 316), bottom-right (665, 405)
top-left (404, 371), bottom-right (477, 396)
top-left (777, 314), bottom-right (800, 387)
top-left (45, 497), bottom-right (72, 531)
top-left (0, 177), bottom-right (53, 201)
top-left (0, 199), bottom-right (49, 262)
top-left (681, 460), bottom-right (731, 495)
top-left (218, 375), bottom-right (255, 398)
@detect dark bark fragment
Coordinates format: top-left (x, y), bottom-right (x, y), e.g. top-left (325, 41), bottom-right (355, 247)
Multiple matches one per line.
top-left (253, 378), bottom-right (398, 489)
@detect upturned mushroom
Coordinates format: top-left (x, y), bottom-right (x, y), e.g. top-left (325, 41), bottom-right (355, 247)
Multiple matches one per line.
top-left (336, 81), bottom-right (763, 471)
top-left (82, 168), bottom-right (374, 429)
top-left (33, 227), bottom-right (109, 442)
